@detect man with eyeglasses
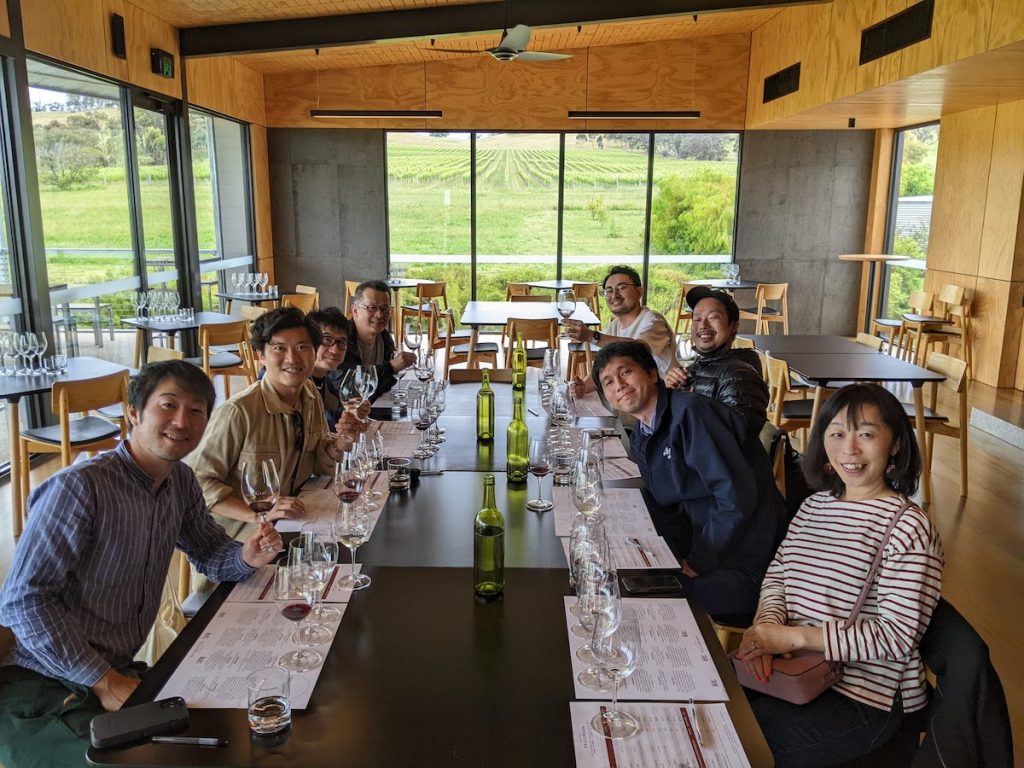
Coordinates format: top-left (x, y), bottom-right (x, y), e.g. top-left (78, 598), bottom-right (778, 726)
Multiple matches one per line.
top-left (343, 280), bottom-right (416, 402)
top-left (566, 265), bottom-right (678, 397)
top-left (308, 307), bottom-right (351, 430)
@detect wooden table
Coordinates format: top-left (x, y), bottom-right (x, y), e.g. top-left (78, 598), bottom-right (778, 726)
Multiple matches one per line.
top-left (837, 254), bottom-right (909, 334)
top-left (740, 334), bottom-right (880, 355)
top-left (2, 356), bottom-right (133, 537)
top-left (459, 301), bottom-right (601, 367)
top-left (688, 278), bottom-right (760, 291)
top-left (121, 311), bottom-right (238, 367)
top-left (526, 279), bottom-right (579, 292)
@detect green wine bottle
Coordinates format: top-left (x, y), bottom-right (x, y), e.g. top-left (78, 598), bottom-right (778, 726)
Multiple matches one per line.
top-left (476, 368), bottom-right (495, 441)
top-left (512, 331), bottom-right (527, 392)
top-left (473, 474), bottom-right (504, 598)
top-left (506, 389), bottom-right (529, 483)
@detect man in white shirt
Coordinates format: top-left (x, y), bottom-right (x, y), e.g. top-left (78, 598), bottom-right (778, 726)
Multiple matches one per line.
top-left (566, 265), bottom-right (678, 396)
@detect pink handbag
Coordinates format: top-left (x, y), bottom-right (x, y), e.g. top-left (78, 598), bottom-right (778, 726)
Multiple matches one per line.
top-left (730, 496), bottom-right (914, 705)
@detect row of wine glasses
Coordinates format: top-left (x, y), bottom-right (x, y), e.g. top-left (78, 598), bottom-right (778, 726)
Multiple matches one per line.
top-left (722, 262), bottom-right (742, 285)
top-left (231, 272), bottom-right (273, 296)
top-left (0, 331), bottom-right (52, 376)
top-left (135, 290), bottom-right (181, 321)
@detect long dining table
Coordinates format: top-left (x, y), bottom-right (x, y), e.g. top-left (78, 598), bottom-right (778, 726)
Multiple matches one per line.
top-left (86, 384), bottom-right (774, 768)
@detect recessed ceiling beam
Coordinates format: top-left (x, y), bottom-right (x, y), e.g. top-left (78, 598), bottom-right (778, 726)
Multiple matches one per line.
top-left (180, 0), bottom-right (825, 57)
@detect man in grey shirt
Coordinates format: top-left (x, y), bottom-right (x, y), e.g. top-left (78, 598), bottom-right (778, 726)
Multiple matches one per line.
top-left (0, 360), bottom-right (283, 767)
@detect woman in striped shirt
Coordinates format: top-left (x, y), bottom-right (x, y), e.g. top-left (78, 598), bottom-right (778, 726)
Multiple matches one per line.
top-left (736, 384), bottom-right (943, 767)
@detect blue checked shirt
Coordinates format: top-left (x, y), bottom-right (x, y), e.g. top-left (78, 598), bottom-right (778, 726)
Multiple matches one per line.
top-left (0, 442), bottom-right (254, 686)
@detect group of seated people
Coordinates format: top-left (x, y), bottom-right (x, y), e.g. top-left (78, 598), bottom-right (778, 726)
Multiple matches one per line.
top-left (0, 272), bottom-right (952, 767)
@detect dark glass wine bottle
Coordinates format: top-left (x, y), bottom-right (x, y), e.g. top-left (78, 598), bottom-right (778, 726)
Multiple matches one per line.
top-left (506, 389), bottom-right (529, 483)
top-left (476, 368), bottom-right (494, 441)
top-left (473, 474), bottom-right (504, 598)
top-left (512, 331), bottom-right (527, 392)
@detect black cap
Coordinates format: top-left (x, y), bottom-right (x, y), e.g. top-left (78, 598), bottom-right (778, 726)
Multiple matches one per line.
top-left (685, 286), bottom-right (740, 323)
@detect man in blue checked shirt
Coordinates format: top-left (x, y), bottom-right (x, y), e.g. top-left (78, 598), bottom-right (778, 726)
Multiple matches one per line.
top-left (0, 360), bottom-right (283, 767)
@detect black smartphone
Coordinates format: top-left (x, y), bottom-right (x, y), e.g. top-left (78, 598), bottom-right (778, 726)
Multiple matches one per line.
top-left (621, 574), bottom-right (684, 594)
top-left (90, 697), bottom-right (190, 749)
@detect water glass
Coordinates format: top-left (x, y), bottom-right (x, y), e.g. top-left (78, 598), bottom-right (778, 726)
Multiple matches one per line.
top-left (43, 355), bottom-right (62, 376)
top-left (247, 666), bottom-right (291, 734)
top-left (388, 458), bottom-right (411, 491)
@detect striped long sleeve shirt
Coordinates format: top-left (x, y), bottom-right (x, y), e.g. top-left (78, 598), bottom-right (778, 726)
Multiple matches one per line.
top-left (753, 492), bottom-right (943, 712)
top-left (0, 441), bottom-right (254, 687)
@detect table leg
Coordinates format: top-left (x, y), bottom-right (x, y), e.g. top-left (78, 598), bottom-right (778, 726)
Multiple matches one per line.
top-left (133, 329), bottom-right (144, 368)
top-left (914, 384), bottom-right (930, 505)
top-left (466, 327), bottom-right (479, 369)
top-left (167, 332), bottom-right (176, 350)
top-left (8, 397), bottom-right (22, 537)
top-left (809, 385), bottom-right (825, 429)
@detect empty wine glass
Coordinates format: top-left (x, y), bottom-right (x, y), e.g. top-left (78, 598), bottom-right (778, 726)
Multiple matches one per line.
top-left (299, 522), bottom-right (342, 623)
top-left (241, 458), bottom-right (280, 553)
top-left (0, 332), bottom-right (12, 376)
top-left (557, 289), bottom-right (576, 339)
top-left (590, 607), bottom-right (643, 739)
top-left (135, 291), bottom-right (148, 320)
top-left (258, 272), bottom-right (269, 295)
top-left (571, 459), bottom-right (604, 521)
top-left (337, 369), bottom-right (363, 420)
top-left (414, 349), bottom-right (434, 383)
top-left (354, 365), bottom-right (377, 407)
top-left (576, 566), bottom-right (620, 692)
top-left (34, 332), bottom-right (49, 374)
top-left (527, 436), bottom-right (553, 512)
top-left (230, 273), bottom-right (241, 294)
top-left (404, 317), bottom-right (422, 353)
top-left (336, 489), bottom-right (372, 592)
top-left (273, 563), bottom-right (324, 673)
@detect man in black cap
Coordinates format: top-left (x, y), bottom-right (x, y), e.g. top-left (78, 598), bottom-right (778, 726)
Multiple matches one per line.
top-left (665, 285), bottom-right (768, 437)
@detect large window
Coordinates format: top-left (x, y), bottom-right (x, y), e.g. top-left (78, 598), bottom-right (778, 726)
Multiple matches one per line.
top-left (884, 124), bottom-right (938, 317)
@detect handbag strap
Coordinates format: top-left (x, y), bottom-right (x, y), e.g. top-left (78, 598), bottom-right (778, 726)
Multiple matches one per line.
top-left (841, 495), bottom-right (916, 631)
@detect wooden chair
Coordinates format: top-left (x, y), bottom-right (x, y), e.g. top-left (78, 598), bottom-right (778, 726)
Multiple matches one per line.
top-left (504, 318), bottom-right (557, 368)
top-left (572, 282), bottom-right (601, 322)
top-left (449, 368), bottom-right (515, 384)
top-left (671, 286), bottom-right (694, 339)
top-left (343, 280), bottom-right (361, 319)
top-left (295, 284), bottom-right (320, 310)
top-left (899, 284), bottom-right (965, 365)
top-left (912, 288), bottom-right (973, 375)
top-left (504, 282), bottom-right (533, 299)
top-left (855, 332), bottom-right (884, 351)
top-left (185, 320), bottom-right (256, 398)
top-left (241, 305), bottom-right (268, 323)
top-left (147, 345), bottom-right (185, 362)
top-left (732, 336), bottom-right (755, 349)
top-left (440, 307), bottom-right (498, 378)
top-left (874, 289), bottom-right (932, 357)
top-left (901, 352), bottom-right (969, 498)
top-left (281, 293), bottom-right (317, 313)
top-left (18, 370), bottom-right (130, 512)
top-left (765, 356), bottom-right (813, 449)
top-left (509, 294), bottom-right (549, 303)
top-left (739, 283), bottom-right (789, 334)
top-left (567, 341), bottom-right (599, 381)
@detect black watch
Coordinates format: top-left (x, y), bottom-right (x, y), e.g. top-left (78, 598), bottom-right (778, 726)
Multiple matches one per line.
top-left (591, 330), bottom-right (601, 344)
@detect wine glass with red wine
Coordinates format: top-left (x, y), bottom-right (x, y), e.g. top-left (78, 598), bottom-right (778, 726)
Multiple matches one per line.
top-left (273, 563), bottom-right (323, 673)
top-left (241, 459), bottom-right (280, 553)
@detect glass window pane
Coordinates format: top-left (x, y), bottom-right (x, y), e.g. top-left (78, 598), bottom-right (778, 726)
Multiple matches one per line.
top-left (386, 132), bottom-right (470, 316)
top-left (562, 132), bottom-right (648, 287)
top-left (134, 106), bottom-right (177, 296)
top-left (648, 133), bottom-right (740, 315)
top-left (29, 59), bottom-right (137, 367)
top-left (0, 65), bottom-right (20, 467)
top-left (475, 133), bottom-right (559, 303)
top-left (884, 125), bottom-right (937, 317)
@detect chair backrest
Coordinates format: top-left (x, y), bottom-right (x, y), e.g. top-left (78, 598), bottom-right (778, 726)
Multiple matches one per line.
top-left (509, 294), bottom-right (549, 303)
top-left (572, 282), bottom-right (602, 317)
top-left (52, 370), bottom-right (129, 417)
top-left (281, 293), bottom-right (317, 313)
top-left (936, 283), bottom-right (965, 311)
top-left (294, 284), bottom-right (320, 309)
top-left (148, 346), bottom-right (184, 362)
top-left (505, 282), bottom-right (532, 299)
top-left (732, 336), bottom-right (755, 349)
top-left (344, 280), bottom-right (361, 318)
top-left (907, 290), bottom-right (933, 314)
top-left (449, 368), bottom-right (515, 384)
top-left (765, 356), bottom-right (794, 426)
top-left (855, 332), bottom-right (884, 351)
top-left (926, 351), bottom-right (968, 395)
top-left (416, 282), bottom-right (447, 303)
top-left (241, 305), bottom-right (268, 322)
top-left (756, 283), bottom-right (788, 302)
top-left (200, 321), bottom-right (254, 377)
top-left (506, 317), bottom-right (557, 345)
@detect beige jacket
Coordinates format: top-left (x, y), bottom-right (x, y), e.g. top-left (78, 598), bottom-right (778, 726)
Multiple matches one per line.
top-left (186, 376), bottom-right (336, 538)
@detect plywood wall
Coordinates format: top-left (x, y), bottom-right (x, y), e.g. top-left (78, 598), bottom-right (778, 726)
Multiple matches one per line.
top-left (927, 99), bottom-right (1024, 387)
top-left (250, 124), bottom-right (274, 277)
top-left (264, 34), bottom-right (750, 131)
top-left (22, 0), bottom-right (180, 99)
top-left (186, 56), bottom-right (266, 126)
top-left (0, 0), bottom-right (10, 39)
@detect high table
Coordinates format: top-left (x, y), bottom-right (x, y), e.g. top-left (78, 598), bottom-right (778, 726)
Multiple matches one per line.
top-left (2, 356), bottom-right (134, 537)
top-left (121, 311), bottom-right (238, 367)
top-left (460, 301), bottom-right (601, 367)
top-left (739, 334), bottom-right (880, 355)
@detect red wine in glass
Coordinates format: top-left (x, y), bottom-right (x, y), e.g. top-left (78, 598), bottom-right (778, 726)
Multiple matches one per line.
top-left (250, 500), bottom-right (275, 521)
top-left (336, 478), bottom-right (363, 504)
top-left (280, 602), bottom-right (312, 622)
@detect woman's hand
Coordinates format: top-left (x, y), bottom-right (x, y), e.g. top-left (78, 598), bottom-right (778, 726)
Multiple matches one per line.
top-left (736, 624), bottom-right (822, 681)
top-left (268, 496), bottom-right (305, 521)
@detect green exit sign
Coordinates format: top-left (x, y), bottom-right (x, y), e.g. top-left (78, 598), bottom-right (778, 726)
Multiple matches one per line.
top-left (150, 48), bottom-right (174, 79)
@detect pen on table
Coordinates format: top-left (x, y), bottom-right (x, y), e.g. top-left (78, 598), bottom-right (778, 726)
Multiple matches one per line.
top-left (527, 408), bottom-right (540, 416)
top-left (151, 736), bottom-right (228, 747)
top-left (688, 698), bottom-right (704, 747)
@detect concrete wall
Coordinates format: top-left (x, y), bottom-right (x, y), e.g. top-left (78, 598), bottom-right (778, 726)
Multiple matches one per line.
top-left (267, 129), bottom-right (388, 309)
top-left (735, 130), bottom-right (874, 334)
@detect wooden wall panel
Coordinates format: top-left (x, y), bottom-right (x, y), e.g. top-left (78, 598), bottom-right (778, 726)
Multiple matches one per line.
top-left (101, 0), bottom-right (130, 83)
top-left (250, 124), bottom-right (274, 277)
top-left (828, 0), bottom-right (908, 103)
top-left (186, 57), bottom-right (266, 126)
top-left (124, 2), bottom-right (180, 99)
top-left (989, 0), bottom-right (1024, 50)
top-left (928, 105), bottom-right (995, 275)
top-left (971, 276), bottom-right (1022, 386)
top-left (900, 0), bottom-right (992, 79)
top-left (979, 99), bottom-right (1024, 281)
top-left (0, 0), bottom-right (10, 39)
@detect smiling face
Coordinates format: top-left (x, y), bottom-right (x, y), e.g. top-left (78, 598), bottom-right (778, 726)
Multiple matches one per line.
top-left (351, 287), bottom-right (392, 337)
top-left (258, 326), bottom-right (316, 397)
top-left (824, 403), bottom-right (899, 501)
top-left (690, 297), bottom-right (738, 354)
top-left (602, 275), bottom-right (643, 318)
top-left (597, 355), bottom-right (660, 422)
top-left (127, 376), bottom-right (209, 472)
top-left (314, 324), bottom-right (348, 374)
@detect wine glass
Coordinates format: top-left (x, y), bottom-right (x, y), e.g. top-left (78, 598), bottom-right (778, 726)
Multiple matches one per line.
top-left (677, 337), bottom-right (697, 368)
top-left (568, 515), bottom-right (610, 590)
top-left (580, 429), bottom-right (605, 477)
top-left (299, 522), bottom-right (342, 623)
top-left (34, 332), bottom-right (49, 374)
top-left (404, 317), bottom-right (422, 354)
top-left (135, 291), bottom-right (148, 320)
top-left (590, 607), bottom-right (643, 739)
top-left (527, 436), bottom-right (553, 512)
top-left (240, 459), bottom-right (280, 553)
top-left (336, 491), bottom-right (372, 592)
top-left (259, 272), bottom-right (269, 295)
top-left (571, 459), bottom-right (604, 521)
top-left (356, 432), bottom-right (385, 499)
top-left (426, 380), bottom-right (446, 444)
top-left (337, 369), bottom-right (363, 421)
top-left (273, 563), bottom-right (324, 673)
top-left (0, 332), bottom-right (12, 376)
top-left (414, 349), bottom-right (434, 383)
top-left (557, 289), bottom-right (576, 339)
top-left (230, 273), bottom-right (241, 294)
top-left (354, 365), bottom-right (377, 406)
top-left (576, 567), bottom-right (620, 692)
top-left (411, 394), bottom-right (436, 459)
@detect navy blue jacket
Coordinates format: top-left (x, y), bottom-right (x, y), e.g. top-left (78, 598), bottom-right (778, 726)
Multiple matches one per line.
top-left (629, 385), bottom-right (784, 577)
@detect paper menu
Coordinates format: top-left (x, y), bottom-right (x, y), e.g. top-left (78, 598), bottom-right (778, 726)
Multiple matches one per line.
top-left (570, 702), bottom-right (751, 768)
top-left (574, 392), bottom-right (613, 418)
top-left (565, 597), bottom-right (727, 702)
top-left (157, 601), bottom-right (344, 709)
top-left (553, 487), bottom-right (656, 538)
top-left (559, 536), bottom-right (679, 572)
top-left (602, 457), bottom-right (642, 481)
top-left (226, 564), bottom-right (363, 604)
top-left (281, 475), bottom-right (387, 533)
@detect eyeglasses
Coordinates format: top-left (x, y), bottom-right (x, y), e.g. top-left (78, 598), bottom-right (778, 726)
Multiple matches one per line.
top-left (603, 283), bottom-right (638, 297)
top-left (355, 303), bottom-right (392, 316)
top-left (321, 335), bottom-right (348, 349)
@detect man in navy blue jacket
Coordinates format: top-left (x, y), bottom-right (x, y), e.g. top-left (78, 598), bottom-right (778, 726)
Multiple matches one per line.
top-left (593, 341), bottom-right (784, 620)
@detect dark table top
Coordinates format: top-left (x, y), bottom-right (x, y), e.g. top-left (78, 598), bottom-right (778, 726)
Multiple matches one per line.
top-left (384, 278), bottom-right (432, 290)
top-left (780, 352), bottom-right (946, 386)
top-left (739, 334), bottom-right (880, 355)
top-left (460, 301), bottom-right (601, 328)
top-left (91, 565), bottom-right (771, 767)
top-left (215, 291), bottom-right (279, 304)
top-left (688, 279), bottom-right (760, 290)
top-left (0, 356), bottom-right (134, 401)
top-left (526, 279), bottom-right (592, 291)
top-left (121, 311), bottom-right (237, 333)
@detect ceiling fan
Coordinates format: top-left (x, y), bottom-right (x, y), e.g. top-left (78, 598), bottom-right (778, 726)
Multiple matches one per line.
top-left (429, 23), bottom-right (572, 63)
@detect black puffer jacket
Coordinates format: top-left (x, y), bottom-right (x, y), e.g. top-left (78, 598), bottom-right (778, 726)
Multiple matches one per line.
top-left (684, 346), bottom-right (768, 438)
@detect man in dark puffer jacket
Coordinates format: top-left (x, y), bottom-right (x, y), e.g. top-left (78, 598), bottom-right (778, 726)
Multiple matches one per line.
top-left (667, 285), bottom-right (768, 438)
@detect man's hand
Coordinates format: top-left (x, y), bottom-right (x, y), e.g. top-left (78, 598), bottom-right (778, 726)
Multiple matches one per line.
top-left (390, 352), bottom-right (416, 372)
top-left (242, 521), bottom-right (284, 567)
top-left (564, 319), bottom-right (588, 343)
top-left (680, 561), bottom-right (698, 578)
top-left (267, 496), bottom-right (305, 522)
top-left (335, 411), bottom-right (367, 454)
top-left (665, 367), bottom-right (689, 390)
top-left (91, 669), bottom-right (140, 711)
